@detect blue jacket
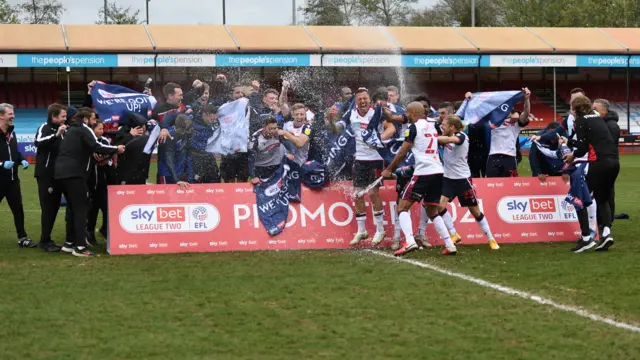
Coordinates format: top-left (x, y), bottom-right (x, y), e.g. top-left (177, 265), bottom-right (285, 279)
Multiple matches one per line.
top-left (191, 116), bottom-right (218, 152)
top-left (158, 127), bottom-right (193, 182)
top-left (529, 124), bottom-right (565, 176)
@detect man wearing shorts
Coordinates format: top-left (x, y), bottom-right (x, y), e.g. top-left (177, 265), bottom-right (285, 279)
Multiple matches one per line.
top-left (339, 88), bottom-right (387, 247)
top-left (438, 115), bottom-right (499, 251)
top-left (483, 88), bottom-right (531, 178)
top-left (382, 102), bottom-right (458, 256)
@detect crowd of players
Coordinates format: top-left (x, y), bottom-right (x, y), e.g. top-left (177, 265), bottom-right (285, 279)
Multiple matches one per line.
top-left (0, 76), bottom-right (620, 257)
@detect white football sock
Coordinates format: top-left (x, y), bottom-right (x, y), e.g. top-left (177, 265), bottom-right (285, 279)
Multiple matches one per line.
top-left (393, 213), bottom-right (401, 239)
top-left (433, 215), bottom-right (455, 249)
top-left (356, 214), bottom-right (366, 234)
top-left (418, 206), bottom-right (428, 235)
top-left (476, 214), bottom-right (494, 240)
top-left (373, 211), bottom-right (385, 233)
top-left (441, 210), bottom-right (457, 234)
top-left (587, 202), bottom-right (597, 232)
top-left (398, 211), bottom-right (416, 246)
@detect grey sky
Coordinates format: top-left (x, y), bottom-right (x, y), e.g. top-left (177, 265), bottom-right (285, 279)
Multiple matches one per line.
top-left (10, 0), bottom-right (437, 25)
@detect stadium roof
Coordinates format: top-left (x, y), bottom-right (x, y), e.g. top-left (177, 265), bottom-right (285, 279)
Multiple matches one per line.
top-left (1, 24), bottom-right (640, 54)
top-left (528, 28), bottom-right (627, 54)
top-left (387, 27), bottom-right (477, 53)
top-left (305, 26), bottom-right (398, 52)
top-left (456, 28), bottom-right (552, 53)
top-left (146, 25), bottom-right (238, 52)
top-left (0, 24), bottom-right (66, 52)
top-left (228, 25), bottom-right (319, 52)
top-left (65, 25), bottom-right (154, 52)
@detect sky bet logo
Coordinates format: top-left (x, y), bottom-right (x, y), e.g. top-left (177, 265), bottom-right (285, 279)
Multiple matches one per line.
top-left (506, 198), bottom-right (556, 213)
top-left (119, 203), bottom-right (220, 234)
top-left (497, 196), bottom-right (573, 224)
top-left (130, 207), bottom-right (185, 222)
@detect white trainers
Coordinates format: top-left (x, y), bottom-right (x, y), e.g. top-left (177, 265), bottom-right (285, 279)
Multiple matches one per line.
top-left (371, 231), bottom-right (386, 246)
top-left (391, 238), bottom-right (401, 251)
top-left (414, 234), bottom-right (432, 248)
top-left (350, 232), bottom-right (369, 246)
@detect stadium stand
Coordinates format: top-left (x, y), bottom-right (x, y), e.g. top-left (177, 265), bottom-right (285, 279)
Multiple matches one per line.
top-left (2, 25), bottom-right (640, 137)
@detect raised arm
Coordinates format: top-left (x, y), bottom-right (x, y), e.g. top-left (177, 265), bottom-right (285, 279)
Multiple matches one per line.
top-left (438, 132), bottom-right (464, 146)
top-left (280, 126), bottom-right (310, 148)
top-left (279, 81), bottom-right (289, 108)
top-left (35, 123), bottom-right (63, 149)
top-left (518, 87), bottom-right (531, 127)
top-left (81, 124), bottom-right (121, 155)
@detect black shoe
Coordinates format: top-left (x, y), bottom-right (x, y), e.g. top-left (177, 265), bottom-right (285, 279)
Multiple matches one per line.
top-left (595, 237), bottom-right (614, 252)
top-left (18, 237), bottom-right (38, 248)
top-left (571, 238), bottom-right (596, 253)
top-left (86, 232), bottom-right (98, 247)
top-left (38, 241), bottom-right (62, 253)
top-left (72, 246), bottom-right (96, 257)
top-left (61, 242), bottom-right (75, 254)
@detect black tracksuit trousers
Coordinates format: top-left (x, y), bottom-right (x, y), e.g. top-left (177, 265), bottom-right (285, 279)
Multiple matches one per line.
top-left (36, 177), bottom-right (62, 244)
top-left (57, 177), bottom-right (90, 248)
top-left (0, 180), bottom-right (27, 239)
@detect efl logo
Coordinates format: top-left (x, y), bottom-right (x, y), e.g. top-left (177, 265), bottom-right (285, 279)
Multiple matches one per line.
top-left (119, 203), bottom-right (220, 234)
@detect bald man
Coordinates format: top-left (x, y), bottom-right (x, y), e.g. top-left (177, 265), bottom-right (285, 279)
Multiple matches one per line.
top-left (382, 102), bottom-right (458, 256)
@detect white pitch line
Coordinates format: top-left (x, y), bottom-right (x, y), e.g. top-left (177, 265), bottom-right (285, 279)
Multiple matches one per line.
top-left (367, 249), bottom-right (640, 333)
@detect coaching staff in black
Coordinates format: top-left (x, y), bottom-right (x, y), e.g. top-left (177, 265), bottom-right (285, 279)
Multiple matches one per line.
top-left (563, 96), bottom-right (620, 253)
top-left (34, 103), bottom-right (68, 252)
top-left (0, 103), bottom-right (36, 248)
top-left (55, 108), bottom-right (125, 257)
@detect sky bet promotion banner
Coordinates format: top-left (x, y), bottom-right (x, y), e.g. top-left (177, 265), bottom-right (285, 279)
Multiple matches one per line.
top-left (108, 177), bottom-right (581, 255)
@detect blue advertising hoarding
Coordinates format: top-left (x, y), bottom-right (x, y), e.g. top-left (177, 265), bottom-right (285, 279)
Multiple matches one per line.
top-left (8, 53), bottom-right (640, 68)
top-left (16, 135), bottom-right (36, 156)
top-left (576, 55), bottom-right (628, 67)
top-left (402, 55), bottom-right (479, 67)
top-left (215, 54), bottom-right (318, 67)
top-left (17, 54), bottom-right (118, 67)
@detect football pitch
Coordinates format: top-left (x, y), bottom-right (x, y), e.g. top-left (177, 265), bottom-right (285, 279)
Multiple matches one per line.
top-left (1, 157), bottom-right (639, 359)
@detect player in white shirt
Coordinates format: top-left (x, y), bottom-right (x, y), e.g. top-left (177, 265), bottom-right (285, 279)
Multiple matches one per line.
top-left (280, 103), bottom-right (312, 166)
top-left (438, 115), bottom-right (499, 252)
top-left (343, 88), bottom-right (387, 246)
top-left (382, 95), bottom-right (433, 250)
top-left (382, 102), bottom-right (458, 256)
top-left (483, 88), bottom-right (531, 178)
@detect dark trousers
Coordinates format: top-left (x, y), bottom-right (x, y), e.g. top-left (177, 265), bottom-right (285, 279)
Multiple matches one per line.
top-left (87, 184), bottom-right (108, 235)
top-left (221, 153), bottom-right (249, 183)
top-left (486, 154), bottom-right (519, 178)
top-left (64, 205), bottom-right (75, 244)
top-left (57, 177), bottom-right (89, 248)
top-left (587, 159), bottom-right (620, 231)
top-left (192, 152), bottom-right (220, 184)
top-left (609, 187), bottom-right (616, 224)
top-left (37, 177), bottom-right (62, 243)
top-left (469, 155), bottom-right (488, 178)
top-left (0, 179), bottom-right (27, 239)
